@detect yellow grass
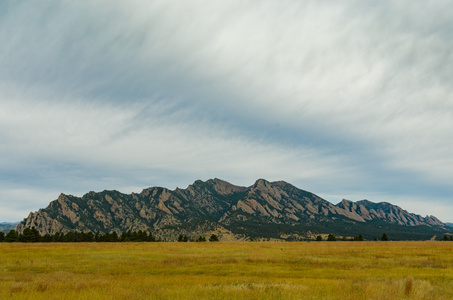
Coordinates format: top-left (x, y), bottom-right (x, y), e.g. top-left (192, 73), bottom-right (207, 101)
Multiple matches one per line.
top-left (1, 241), bottom-right (452, 299)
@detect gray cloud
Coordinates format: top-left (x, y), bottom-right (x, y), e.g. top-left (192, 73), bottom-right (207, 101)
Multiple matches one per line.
top-left (1, 1), bottom-right (452, 222)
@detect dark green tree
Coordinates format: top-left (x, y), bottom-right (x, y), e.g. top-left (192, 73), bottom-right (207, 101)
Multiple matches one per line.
top-left (327, 234), bottom-right (336, 241)
top-left (52, 232), bottom-right (63, 242)
top-left (147, 232), bottom-right (156, 242)
top-left (315, 235), bottom-right (323, 241)
top-left (5, 230), bottom-right (18, 242)
top-left (63, 231), bottom-right (76, 242)
top-left (354, 234), bottom-right (364, 241)
top-left (84, 232), bottom-right (95, 242)
top-left (19, 227), bottom-right (41, 242)
top-left (95, 231), bottom-right (101, 242)
top-left (111, 231), bottom-right (119, 242)
top-left (42, 234), bottom-right (52, 242)
top-left (0, 231), bottom-right (5, 242)
top-left (381, 233), bottom-right (389, 241)
top-left (196, 236), bottom-right (206, 242)
top-left (209, 234), bottom-right (219, 242)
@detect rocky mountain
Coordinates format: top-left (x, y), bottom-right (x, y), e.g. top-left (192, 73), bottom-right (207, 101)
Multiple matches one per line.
top-left (17, 179), bottom-right (450, 240)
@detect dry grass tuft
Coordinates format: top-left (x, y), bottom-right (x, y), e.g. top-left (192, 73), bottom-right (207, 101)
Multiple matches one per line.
top-left (10, 282), bottom-right (26, 293)
top-left (36, 281), bottom-right (49, 292)
top-left (405, 276), bottom-right (414, 296)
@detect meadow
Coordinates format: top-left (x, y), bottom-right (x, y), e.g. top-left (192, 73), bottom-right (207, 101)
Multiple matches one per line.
top-left (1, 241), bottom-right (452, 299)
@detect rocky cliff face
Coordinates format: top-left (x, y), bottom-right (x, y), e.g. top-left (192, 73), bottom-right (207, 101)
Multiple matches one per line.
top-left (16, 178), bottom-right (448, 239)
top-left (336, 199), bottom-right (443, 226)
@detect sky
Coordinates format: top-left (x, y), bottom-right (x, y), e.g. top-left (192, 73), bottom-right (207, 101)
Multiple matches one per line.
top-left (1, 1), bottom-right (452, 223)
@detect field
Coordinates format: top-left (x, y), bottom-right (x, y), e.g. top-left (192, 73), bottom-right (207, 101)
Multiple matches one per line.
top-left (1, 241), bottom-right (452, 299)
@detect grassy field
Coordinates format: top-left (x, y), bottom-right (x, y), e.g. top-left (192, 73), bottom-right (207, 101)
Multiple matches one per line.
top-left (1, 241), bottom-right (452, 299)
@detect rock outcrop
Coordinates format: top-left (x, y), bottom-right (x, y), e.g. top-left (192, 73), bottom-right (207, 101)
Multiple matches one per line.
top-left (16, 178), bottom-right (449, 239)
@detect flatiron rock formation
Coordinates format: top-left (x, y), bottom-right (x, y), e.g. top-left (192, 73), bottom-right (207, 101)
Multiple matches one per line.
top-left (17, 178), bottom-right (449, 240)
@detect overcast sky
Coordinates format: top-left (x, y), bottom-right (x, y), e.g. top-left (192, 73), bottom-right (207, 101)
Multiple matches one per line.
top-left (1, 1), bottom-right (452, 223)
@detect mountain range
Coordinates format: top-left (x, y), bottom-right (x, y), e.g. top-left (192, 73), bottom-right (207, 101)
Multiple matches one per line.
top-left (16, 179), bottom-right (451, 240)
top-left (0, 222), bottom-right (19, 234)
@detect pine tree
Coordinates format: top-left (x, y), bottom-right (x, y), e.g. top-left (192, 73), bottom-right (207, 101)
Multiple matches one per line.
top-left (354, 234), bottom-right (364, 241)
top-left (209, 234), bottom-right (219, 242)
top-left (381, 233), bottom-right (389, 241)
top-left (327, 234), bottom-right (336, 241)
top-left (5, 230), bottom-right (18, 242)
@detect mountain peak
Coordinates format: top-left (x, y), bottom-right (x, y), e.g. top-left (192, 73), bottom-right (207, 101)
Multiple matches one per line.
top-left (253, 178), bottom-right (270, 187)
top-left (15, 178), bottom-right (450, 240)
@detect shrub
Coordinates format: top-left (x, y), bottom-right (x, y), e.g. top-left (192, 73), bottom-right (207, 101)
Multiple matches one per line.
top-left (327, 234), bottom-right (336, 241)
top-left (209, 234), bottom-right (219, 242)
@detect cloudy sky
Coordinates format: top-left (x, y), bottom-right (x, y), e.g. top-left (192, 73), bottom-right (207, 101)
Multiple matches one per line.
top-left (1, 1), bottom-right (452, 223)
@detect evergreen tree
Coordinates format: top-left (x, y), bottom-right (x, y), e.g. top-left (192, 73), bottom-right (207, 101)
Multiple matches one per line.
top-left (381, 233), bottom-right (389, 241)
top-left (5, 230), bottom-right (18, 242)
top-left (354, 234), bottom-right (364, 241)
top-left (0, 231), bottom-right (5, 242)
top-left (327, 234), bottom-right (336, 241)
top-left (22, 228), bottom-right (33, 242)
top-left (63, 231), bottom-right (76, 242)
top-left (85, 232), bottom-right (95, 242)
top-left (53, 232), bottom-right (62, 242)
top-left (315, 235), bottom-right (323, 241)
top-left (42, 234), bottom-right (52, 242)
top-left (209, 234), bottom-right (219, 242)
top-left (196, 236), bottom-right (206, 242)
top-left (111, 231), bottom-right (119, 242)
top-left (20, 227), bottom-right (41, 242)
top-left (95, 231), bottom-right (101, 242)
top-left (147, 232), bottom-right (156, 242)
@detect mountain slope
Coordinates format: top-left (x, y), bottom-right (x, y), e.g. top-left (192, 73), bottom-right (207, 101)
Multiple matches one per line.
top-left (0, 222), bottom-right (19, 233)
top-left (17, 179), bottom-right (450, 240)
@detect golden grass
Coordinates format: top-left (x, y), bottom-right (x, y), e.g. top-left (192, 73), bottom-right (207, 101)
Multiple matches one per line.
top-left (0, 241), bottom-right (452, 299)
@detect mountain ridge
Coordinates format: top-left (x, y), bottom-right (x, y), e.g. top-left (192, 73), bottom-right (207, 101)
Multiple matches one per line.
top-left (16, 179), bottom-right (449, 240)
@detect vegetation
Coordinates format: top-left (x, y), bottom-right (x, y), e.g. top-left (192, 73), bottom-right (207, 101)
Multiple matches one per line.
top-left (0, 241), bottom-right (452, 299)
top-left (327, 234), bottom-right (336, 241)
top-left (1, 229), bottom-right (226, 243)
top-left (5, 227), bottom-right (453, 243)
top-left (440, 234), bottom-right (453, 241)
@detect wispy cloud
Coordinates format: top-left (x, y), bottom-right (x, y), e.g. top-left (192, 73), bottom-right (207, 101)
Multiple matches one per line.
top-left (1, 1), bottom-right (452, 222)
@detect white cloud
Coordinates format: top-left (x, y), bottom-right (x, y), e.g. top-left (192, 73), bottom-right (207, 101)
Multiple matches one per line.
top-left (1, 1), bottom-right (452, 221)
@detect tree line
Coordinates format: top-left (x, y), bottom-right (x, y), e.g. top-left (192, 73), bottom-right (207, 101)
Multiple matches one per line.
top-left (315, 233), bottom-right (389, 241)
top-left (0, 228), bottom-right (220, 243)
top-left (1, 228), bottom-right (451, 242)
